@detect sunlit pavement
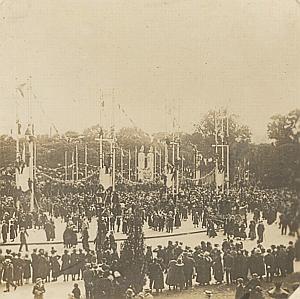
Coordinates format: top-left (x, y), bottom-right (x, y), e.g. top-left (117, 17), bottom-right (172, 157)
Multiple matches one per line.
top-left (0, 214), bottom-right (298, 299)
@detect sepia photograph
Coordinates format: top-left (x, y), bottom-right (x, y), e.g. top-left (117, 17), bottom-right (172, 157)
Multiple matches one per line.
top-left (0, 1), bottom-right (299, 298)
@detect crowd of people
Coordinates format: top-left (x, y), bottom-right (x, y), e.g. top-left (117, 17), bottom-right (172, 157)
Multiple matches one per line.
top-left (0, 235), bottom-right (298, 298)
top-left (0, 181), bottom-right (299, 245)
top-left (0, 178), bottom-right (299, 298)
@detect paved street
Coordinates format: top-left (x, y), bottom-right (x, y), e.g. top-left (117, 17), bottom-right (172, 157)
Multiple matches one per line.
top-left (0, 213), bottom-right (298, 256)
top-left (0, 213), bottom-right (298, 299)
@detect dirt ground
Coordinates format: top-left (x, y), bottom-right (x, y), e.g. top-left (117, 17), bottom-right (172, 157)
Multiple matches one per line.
top-left (156, 272), bottom-right (300, 299)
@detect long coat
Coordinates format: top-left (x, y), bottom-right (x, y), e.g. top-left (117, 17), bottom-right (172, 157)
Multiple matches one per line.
top-left (174, 263), bottom-right (185, 289)
top-left (213, 255), bottom-right (223, 282)
top-left (166, 260), bottom-right (177, 286)
top-left (61, 253), bottom-right (71, 275)
top-left (196, 256), bottom-right (212, 284)
top-left (23, 258), bottom-right (31, 279)
top-left (50, 255), bottom-right (60, 278)
top-left (151, 263), bottom-right (164, 290)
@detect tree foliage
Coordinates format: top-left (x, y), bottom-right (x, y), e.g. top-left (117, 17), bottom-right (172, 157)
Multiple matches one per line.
top-left (267, 109), bottom-right (300, 145)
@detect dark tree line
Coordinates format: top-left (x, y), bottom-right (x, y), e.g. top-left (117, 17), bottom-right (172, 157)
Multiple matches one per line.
top-left (0, 108), bottom-right (299, 189)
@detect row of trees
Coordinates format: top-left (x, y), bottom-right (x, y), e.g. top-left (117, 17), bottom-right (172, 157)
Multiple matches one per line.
top-left (0, 109), bottom-right (299, 188)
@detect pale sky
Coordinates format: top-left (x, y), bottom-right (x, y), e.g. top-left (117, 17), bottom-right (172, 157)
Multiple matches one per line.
top-left (0, 0), bottom-right (299, 143)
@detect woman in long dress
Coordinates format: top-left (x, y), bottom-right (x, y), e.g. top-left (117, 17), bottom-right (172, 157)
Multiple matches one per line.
top-left (174, 259), bottom-right (185, 291)
top-left (166, 260), bottom-right (177, 290)
top-left (248, 221), bottom-right (256, 240)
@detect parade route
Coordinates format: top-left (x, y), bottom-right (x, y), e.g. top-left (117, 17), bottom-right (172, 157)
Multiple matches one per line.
top-left (1, 213), bottom-right (298, 258)
top-left (0, 213), bottom-right (299, 299)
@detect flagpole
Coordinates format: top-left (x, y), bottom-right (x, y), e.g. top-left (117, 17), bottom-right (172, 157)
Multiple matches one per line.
top-left (75, 143), bottom-right (79, 181)
top-left (176, 144), bottom-right (179, 194)
top-left (159, 148), bottom-right (162, 176)
top-left (98, 89), bottom-right (104, 184)
top-left (112, 89), bottom-right (116, 192)
top-left (112, 141), bottom-right (115, 191)
top-left (29, 131), bottom-right (35, 212)
top-left (72, 151), bottom-right (75, 181)
top-left (99, 134), bottom-right (103, 182)
top-left (221, 116), bottom-right (225, 193)
top-left (227, 144), bottom-right (230, 194)
top-left (120, 147), bottom-right (123, 182)
top-left (214, 111), bottom-right (219, 194)
top-left (181, 155), bottom-right (184, 186)
top-left (226, 115), bottom-right (230, 194)
top-left (85, 143), bottom-right (88, 178)
top-left (154, 146), bottom-right (156, 180)
top-left (34, 140), bottom-right (37, 180)
top-left (135, 146), bottom-right (138, 181)
top-left (128, 149), bottom-right (131, 181)
top-left (64, 151), bottom-right (68, 181)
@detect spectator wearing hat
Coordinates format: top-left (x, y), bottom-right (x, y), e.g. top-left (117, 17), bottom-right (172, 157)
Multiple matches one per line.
top-left (19, 227), bottom-right (29, 252)
top-left (1, 220), bottom-right (8, 243)
top-left (257, 221), bottom-right (265, 243)
top-left (166, 259), bottom-right (177, 290)
top-left (70, 248), bottom-right (80, 281)
top-left (61, 249), bottom-right (71, 282)
top-left (23, 253), bottom-right (32, 284)
top-left (31, 248), bottom-right (39, 283)
top-left (3, 258), bottom-right (17, 292)
top-left (223, 250), bottom-right (234, 284)
top-left (174, 258), bottom-right (185, 291)
top-left (83, 264), bottom-right (94, 299)
top-left (249, 221), bottom-right (256, 240)
top-left (212, 250), bottom-right (223, 284)
top-left (50, 249), bottom-right (60, 282)
top-left (182, 252), bottom-right (195, 289)
top-left (150, 258), bottom-right (164, 293)
top-left (286, 241), bottom-right (295, 274)
top-left (14, 252), bottom-right (24, 286)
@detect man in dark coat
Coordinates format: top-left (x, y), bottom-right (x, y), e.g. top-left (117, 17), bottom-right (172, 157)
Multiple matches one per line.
top-left (82, 227), bottom-right (89, 252)
top-left (182, 252), bottom-right (195, 289)
top-left (223, 251), bottom-right (234, 284)
top-left (70, 249), bottom-right (80, 281)
top-left (44, 221), bottom-right (52, 241)
top-left (50, 249), bottom-right (60, 281)
top-left (1, 221), bottom-right (8, 243)
top-left (19, 227), bottom-right (29, 252)
top-left (3, 259), bottom-right (17, 292)
top-left (286, 241), bottom-right (295, 274)
top-left (277, 246), bottom-right (288, 277)
top-left (257, 222), bottom-right (265, 243)
top-left (31, 248), bottom-right (39, 283)
top-left (83, 264), bottom-right (94, 299)
top-left (264, 249), bottom-right (275, 282)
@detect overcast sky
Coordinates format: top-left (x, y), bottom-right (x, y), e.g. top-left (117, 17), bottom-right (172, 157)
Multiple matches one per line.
top-left (0, 0), bottom-right (299, 143)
